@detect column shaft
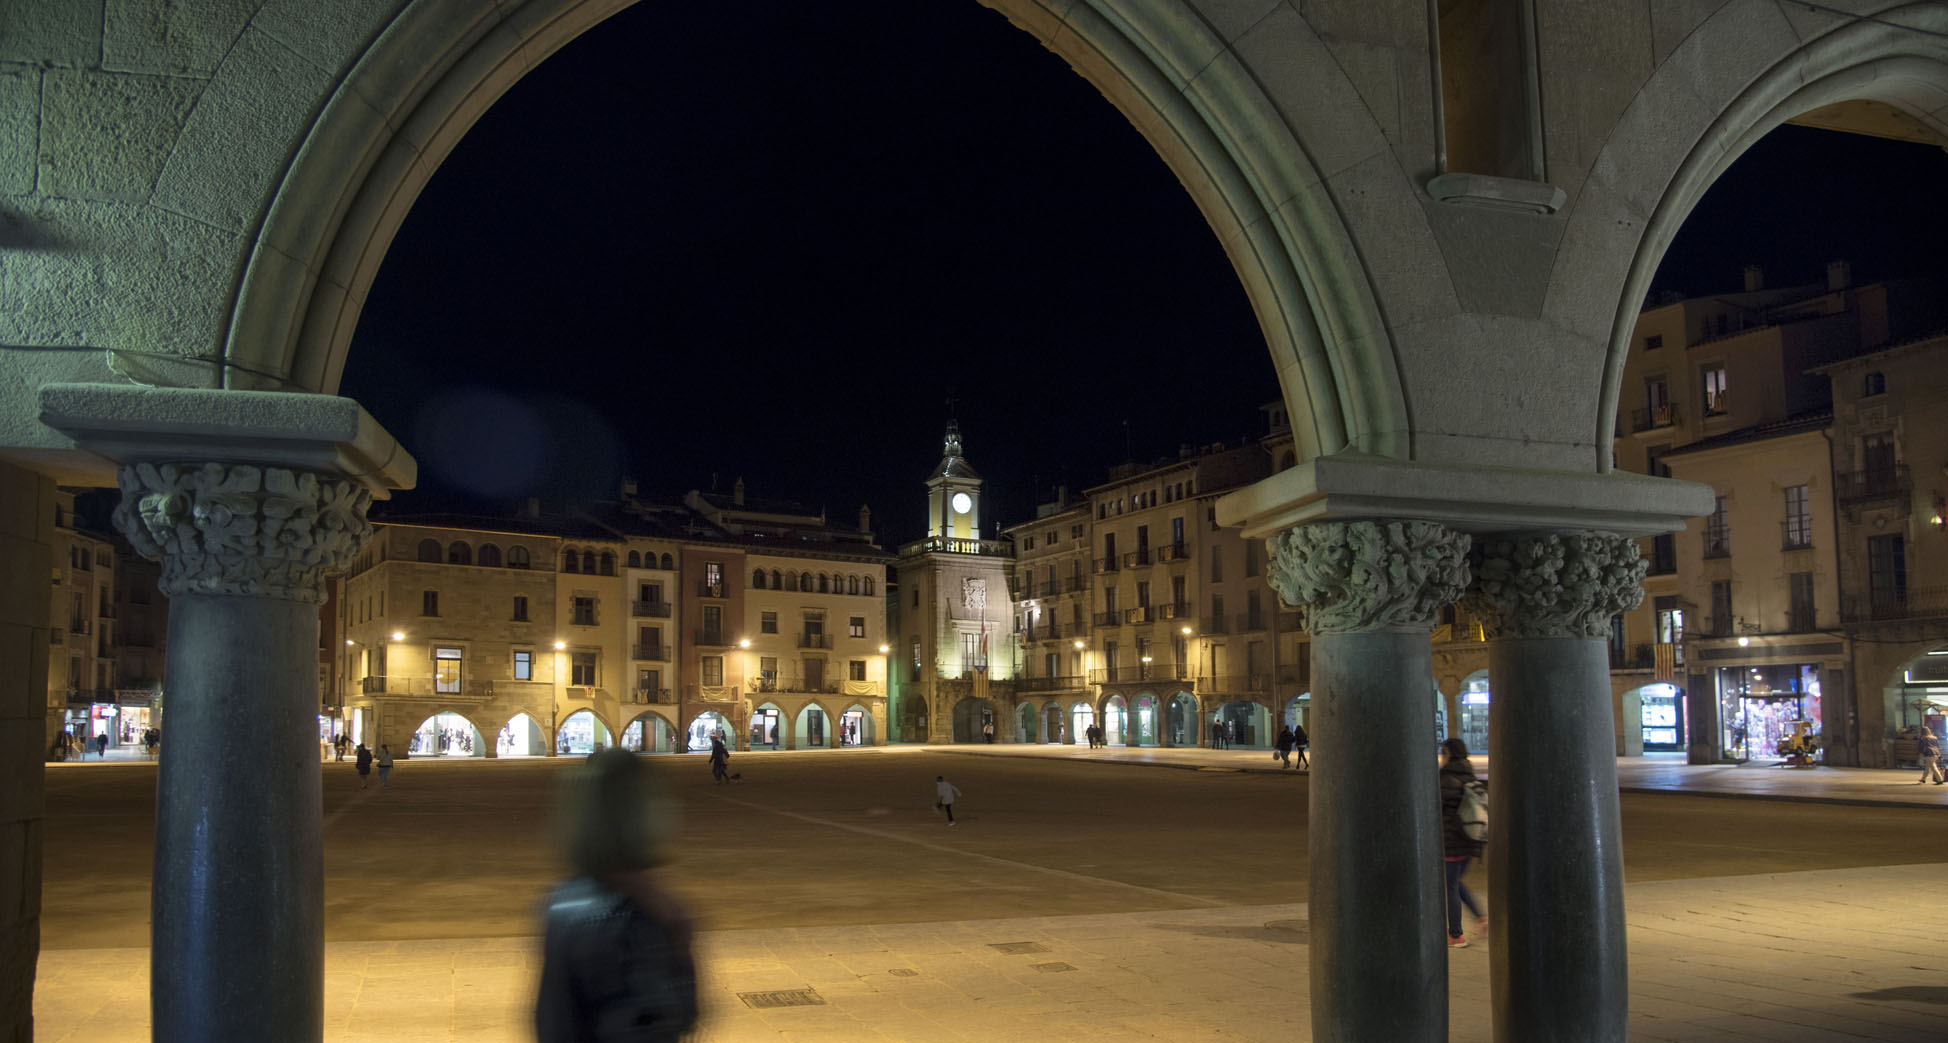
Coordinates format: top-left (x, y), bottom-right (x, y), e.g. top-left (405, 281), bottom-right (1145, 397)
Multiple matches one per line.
top-left (1486, 636), bottom-right (1627, 1041)
top-left (1310, 629), bottom-right (1446, 1043)
top-left (154, 594), bottom-right (323, 1042)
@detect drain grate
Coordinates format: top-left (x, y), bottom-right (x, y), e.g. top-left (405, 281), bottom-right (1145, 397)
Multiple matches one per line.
top-left (738, 989), bottom-right (826, 1009)
top-left (1032, 962), bottom-right (1076, 973)
top-left (988, 941), bottom-right (1049, 955)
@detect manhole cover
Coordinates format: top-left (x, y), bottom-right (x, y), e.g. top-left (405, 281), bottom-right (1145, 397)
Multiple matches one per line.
top-left (988, 941), bottom-right (1049, 955)
top-left (887, 969), bottom-right (918, 978)
top-left (738, 989), bottom-right (826, 1009)
top-left (1032, 962), bottom-right (1076, 973)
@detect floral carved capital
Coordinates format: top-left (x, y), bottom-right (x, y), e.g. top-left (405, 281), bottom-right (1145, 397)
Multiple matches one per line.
top-left (1464, 531), bottom-right (1646, 639)
top-left (1265, 520), bottom-right (1472, 633)
top-left (111, 462), bottom-right (373, 604)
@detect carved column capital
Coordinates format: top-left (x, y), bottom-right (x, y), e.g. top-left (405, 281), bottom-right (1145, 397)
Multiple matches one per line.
top-left (111, 462), bottom-right (373, 604)
top-left (1266, 520), bottom-right (1472, 633)
top-left (1465, 530), bottom-right (1646, 639)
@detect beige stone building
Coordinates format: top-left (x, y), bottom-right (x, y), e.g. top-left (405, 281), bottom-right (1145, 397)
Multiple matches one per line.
top-left (1818, 336), bottom-right (1948, 767)
top-left (46, 491), bottom-right (127, 753)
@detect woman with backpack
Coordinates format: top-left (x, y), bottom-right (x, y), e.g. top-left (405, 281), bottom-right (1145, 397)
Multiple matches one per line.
top-left (1439, 737), bottom-right (1487, 948)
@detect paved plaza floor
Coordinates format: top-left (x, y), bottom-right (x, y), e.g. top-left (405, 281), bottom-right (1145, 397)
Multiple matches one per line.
top-left (33, 746), bottom-right (1948, 1040)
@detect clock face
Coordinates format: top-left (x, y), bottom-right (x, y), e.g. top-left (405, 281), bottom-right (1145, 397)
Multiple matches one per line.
top-left (951, 492), bottom-right (972, 515)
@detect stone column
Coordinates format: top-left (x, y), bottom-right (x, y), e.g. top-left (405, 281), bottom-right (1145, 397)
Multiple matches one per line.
top-left (114, 462), bottom-right (371, 1043)
top-left (1268, 520), bottom-right (1472, 1043)
top-left (1467, 531), bottom-right (1644, 1042)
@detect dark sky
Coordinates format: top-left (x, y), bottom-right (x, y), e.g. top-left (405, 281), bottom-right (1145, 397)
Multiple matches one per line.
top-left (344, 4), bottom-right (1948, 547)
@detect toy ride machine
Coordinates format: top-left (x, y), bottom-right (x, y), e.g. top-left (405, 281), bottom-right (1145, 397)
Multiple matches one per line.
top-left (1776, 719), bottom-right (1821, 768)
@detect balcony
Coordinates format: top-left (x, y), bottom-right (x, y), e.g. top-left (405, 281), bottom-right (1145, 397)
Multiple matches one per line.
top-left (1235, 612), bottom-right (1267, 633)
top-left (1093, 556), bottom-right (1119, 574)
top-left (1123, 606), bottom-right (1153, 625)
top-left (1093, 612), bottom-right (1122, 629)
top-left (632, 644), bottom-right (670, 662)
top-left (1122, 549), bottom-right (1151, 568)
top-left (1702, 532), bottom-right (1730, 560)
top-left (1202, 616), bottom-right (1230, 635)
top-left (630, 687), bottom-right (677, 704)
top-left (1647, 534), bottom-right (1677, 575)
top-left (797, 633), bottom-right (832, 650)
top-left (1017, 675), bottom-right (1089, 693)
top-left (1155, 542), bottom-right (1190, 562)
top-left (694, 629), bottom-right (732, 647)
top-left (696, 582), bottom-right (727, 598)
top-left (1156, 602), bottom-right (1192, 621)
top-left (1205, 673), bottom-right (1269, 693)
top-left (1835, 465), bottom-right (1911, 507)
top-left (1276, 663), bottom-right (1309, 686)
top-left (1843, 586), bottom-right (1948, 623)
top-left (898, 536), bottom-right (1015, 558)
top-left (1630, 404), bottom-right (1679, 433)
top-left (1780, 519), bottom-right (1813, 552)
top-left (1701, 392), bottom-right (1729, 418)
top-left (631, 600), bottom-right (672, 618)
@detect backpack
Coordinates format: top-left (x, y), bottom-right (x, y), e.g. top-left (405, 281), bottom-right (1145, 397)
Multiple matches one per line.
top-left (1458, 779), bottom-right (1489, 843)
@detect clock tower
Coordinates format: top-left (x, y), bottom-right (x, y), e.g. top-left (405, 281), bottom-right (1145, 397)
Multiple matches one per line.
top-left (926, 420), bottom-right (982, 541)
top-left (893, 420), bottom-right (1017, 744)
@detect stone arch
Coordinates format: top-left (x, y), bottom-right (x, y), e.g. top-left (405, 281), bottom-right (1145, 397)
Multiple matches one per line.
top-left (556, 708), bottom-right (615, 755)
top-left (794, 699), bottom-right (839, 748)
top-left (416, 538), bottom-right (440, 562)
top-left (498, 711), bottom-right (548, 756)
top-left (1553, 8), bottom-right (1948, 465)
top-left (446, 540), bottom-right (471, 565)
top-left (838, 703), bottom-right (875, 746)
top-left (210, 1), bottom-right (1401, 467)
top-left (627, 550), bottom-right (641, 568)
top-left (620, 708), bottom-right (677, 753)
top-left (478, 542), bottom-right (501, 567)
top-left (408, 709), bottom-right (486, 757)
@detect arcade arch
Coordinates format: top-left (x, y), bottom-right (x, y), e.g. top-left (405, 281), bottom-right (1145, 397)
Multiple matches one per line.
top-left (498, 712), bottom-right (548, 757)
top-left (1165, 692), bottom-right (1199, 747)
top-left (556, 709), bottom-right (613, 755)
top-left (953, 698), bottom-right (996, 744)
top-left (1069, 701), bottom-right (1095, 746)
top-left (687, 712), bottom-right (733, 752)
top-left (410, 712), bottom-right (484, 757)
top-left (620, 711), bottom-right (676, 753)
top-left (838, 705), bottom-right (874, 747)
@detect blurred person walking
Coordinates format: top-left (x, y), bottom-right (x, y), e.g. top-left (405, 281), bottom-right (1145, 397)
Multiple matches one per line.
top-left (1917, 729), bottom-right (1943, 784)
top-left (1439, 737), bottom-right (1488, 948)
top-left (935, 775), bottom-right (962, 826)
top-left (708, 736), bottom-right (731, 784)
top-left (376, 744), bottom-right (394, 789)
top-left (536, 748), bottom-right (699, 1042)
top-left (1275, 726), bottom-right (1295, 768)
top-left (354, 742), bottom-right (372, 788)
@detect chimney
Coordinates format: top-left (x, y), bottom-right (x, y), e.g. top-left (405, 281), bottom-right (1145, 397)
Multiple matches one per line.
top-left (1743, 265), bottom-right (1763, 292)
top-left (620, 476), bottom-right (637, 498)
top-left (1056, 484), bottom-right (1070, 509)
top-left (733, 477), bottom-right (745, 506)
top-left (858, 504), bottom-right (872, 533)
top-left (1827, 260), bottom-right (1851, 291)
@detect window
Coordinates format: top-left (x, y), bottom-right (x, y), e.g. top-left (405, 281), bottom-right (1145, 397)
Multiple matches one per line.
top-left (785, 572), bottom-right (799, 592)
top-left (1788, 572), bottom-right (1815, 632)
top-left (1783, 485), bottom-right (1811, 550)
top-left (849, 659), bottom-right (867, 681)
top-left (1868, 533), bottom-right (1908, 613)
top-left (513, 650), bottom-right (532, 680)
top-left (910, 639), bottom-right (921, 682)
top-left (447, 541), bottom-right (471, 565)
top-left (1701, 365), bottom-right (1728, 416)
top-left (1704, 497), bottom-right (1730, 558)
top-left (508, 546), bottom-right (530, 569)
top-left (1246, 589), bottom-right (1262, 628)
top-left (1072, 524), bottom-right (1083, 540)
top-left (1645, 333), bottom-right (1663, 351)
top-left (752, 568), bottom-right (767, 589)
top-left (1608, 614), bottom-right (1627, 663)
top-left (572, 596), bottom-right (595, 626)
top-left (417, 539), bottom-right (440, 562)
top-left (660, 553), bottom-right (674, 570)
top-left (1863, 371), bottom-right (1886, 396)
top-left (757, 610), bottom-right (778, 634)
top-left (912, 585), bottom-right (919, 607)
top-left (599, 553), bottom-right (615, 576)
top-left (704, 561), bottom-right (723, 590)
top-left (570, 651), bottom-right (597, 687)
top-left (1024, 536), bottom-right (1035, 550)
top-left (434, 647), bottom-right (462, 694)
top-left (513, 595), bottom-right (528, 622)
top-left (819, 574), bottom-right (831, 594)
top-left (562, 551), bottom-right (580, 573)
top-left (628, 551), bottom-right (641, 568)
top-left (421, 590), bottom-right (439, 616)
top-left (1709, 580), bottom-right (1732, 636)
top-left (1245, 540), bottom-right (1260, 577)
top-left (1104, 587), bottom-right (1119, 615)
top-left (637, 668), bottom-right (659, 694)
top-left (1211, 594), bottom-right (1225, 625)
top-left (702, 604), bottom-right (723, 640)
top-left (1172, 517), bottom-right (1184, 547)
top-left (863, 576), bottom-right (874, 596)
top-left (1210, 549), bottom-right (1223, 582)
top-left (478, 543), bottom-right (501, 567)
top-left (580, 551), bottom-right (596, 574)
top-left (848, 575), bottom-right (859, 595)
top-left (771, 569), bottom-right (782, 589)
top-left (758, 656), bottom-right (778, 689)
top-left (850, 616), bottom-right (865, 638)
top-left (702, 655), bottom-right (724, 687)
top-left (1135, 581), bottom-right (1150, 609)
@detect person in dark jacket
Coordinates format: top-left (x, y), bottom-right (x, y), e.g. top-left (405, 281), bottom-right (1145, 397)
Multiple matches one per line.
top-left (708, 736), bottom-right (731, 783)
top-left (1274, 726), bottom-right (1295, 768)
top-left (537, 747), bottom-right (698, 1042)
top-left (1292, 722), bottom-right (1310, 769)
top-left (1438, 737), bottom-right (1487, 948)
top-left (354, 743), bottom-right (373, 788)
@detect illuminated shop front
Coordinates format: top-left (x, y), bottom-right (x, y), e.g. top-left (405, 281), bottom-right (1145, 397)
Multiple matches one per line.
top-left (1638, 683), bottom-right (1686, 751)
top-left (1456, 672), bottom-right (1491, 754)
top-left (1717, 664), bottom-right (1821, 761)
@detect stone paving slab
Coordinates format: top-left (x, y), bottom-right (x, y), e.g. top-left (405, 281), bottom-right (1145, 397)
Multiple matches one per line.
top-left (35, 863), bottom-right (1948, 1041)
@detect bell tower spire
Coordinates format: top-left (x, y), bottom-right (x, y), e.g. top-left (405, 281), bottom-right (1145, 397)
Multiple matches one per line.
top-left (925, 418), bottom-right (982, 541)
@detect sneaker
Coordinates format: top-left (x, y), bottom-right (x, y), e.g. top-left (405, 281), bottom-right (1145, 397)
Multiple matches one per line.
top-left (1476, 916), bottom-right (1489, 932)
top-left (1447, 935), bottom-right (1468, 949)
top-left (947, 821), bottom-right (958, 827)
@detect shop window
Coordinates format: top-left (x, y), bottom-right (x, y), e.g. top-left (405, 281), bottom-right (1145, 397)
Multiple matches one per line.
top-left (572, 596), bottom-right (595, 626)
top-left (434, 647), bottom-right (462, 694)
top-left (421, 590), bottom-right (438, 617)
top-left (513, 651), bottom-right (532, 680)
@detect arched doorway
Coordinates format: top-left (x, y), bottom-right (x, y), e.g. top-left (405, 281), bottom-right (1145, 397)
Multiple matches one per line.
top-left (497, 713), bottom-right (547, 757)
top-left (686, 712), bottom-right (732, 752)
top-left (1213, 701), bottom-right (1270, 748)
top-left (794, 704), bottom-right (830, 749)
top-left (1165, 692), bottom-right (1198, 747)
top-left (953, 698), bottom-right (994, 744)
top-left (620, 712), bottom-right (675, 753)
top-left (556, 710), bottom-right (612, 755)
top-left (839, 705), bottom-right (874, 747)
top-left (1102, 695), bottom-right (1129, 746)
top-left (409, 712), bottom-right (484, 757)
top-left (1069, 701), bottom-right (1095, 745)
top-left (1129, 693), bottom-right (1159, 746)
top-left (1016, 702), bottom-right (1037, 743)
top-left (1283, 694), bottom-right (1309, 732)
top-left (749, 702), bottom-right (784, 749)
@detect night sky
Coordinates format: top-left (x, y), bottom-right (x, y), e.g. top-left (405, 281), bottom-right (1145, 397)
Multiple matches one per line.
top-left (343, 3), bottom-right (1948, 547)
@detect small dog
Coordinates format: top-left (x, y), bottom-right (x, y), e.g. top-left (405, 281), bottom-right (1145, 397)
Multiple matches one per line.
top-left (729, 772), bottom-right (742, 782)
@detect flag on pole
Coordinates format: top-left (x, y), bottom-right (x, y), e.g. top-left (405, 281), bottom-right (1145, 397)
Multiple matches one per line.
top-left (972, 619), bottom-right (990, 703)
